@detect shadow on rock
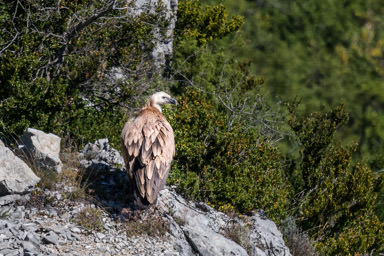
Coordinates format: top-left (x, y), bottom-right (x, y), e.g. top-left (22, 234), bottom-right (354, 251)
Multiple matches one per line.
top-left (79, 139), bottom-right (132, 217)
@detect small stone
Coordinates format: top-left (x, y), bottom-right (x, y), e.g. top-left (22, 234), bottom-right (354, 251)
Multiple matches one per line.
top-left (21, 223), bottom-right (38, 231)
top-left (8, 227), bottom-right (19, 236)
top-left (71, 227), bottom-right (81, 233)
top-left (19, 230), bottom-right (28, 240)
top-left (61, 212), bottom-right (70, 221)
top-left (34, 220), bottom-right (44, 226)
top-left (0, 220), bottom-right (7, 229)
top-left (96, 233), bottom-right (106, 240)
top-left (48, 208), bottom-right (57, 217)
top-left (43, 231), bottom-right (59, 245)
top-left (0, 141), bottom-right (40, 195)
top-left (25, 232), bottom-right (40, 246)
top-left (0, 195), bottom-right (23, 206)
top-left (22, 240), bottom-right (39, 254)
top-left (0, 248), bottom-right (19, 256)
top-left (12, 209), bottom-right (25, 219)
top-left (18, 128), bottom-right (63, 173)
top-left (70, 233), bottom-right (80, 241)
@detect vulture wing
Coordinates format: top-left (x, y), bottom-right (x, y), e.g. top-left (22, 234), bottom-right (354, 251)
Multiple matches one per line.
top-left (121, 108), bottom-right (175, 204)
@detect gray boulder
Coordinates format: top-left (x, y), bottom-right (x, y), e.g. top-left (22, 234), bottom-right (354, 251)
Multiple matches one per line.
top-left (79, 138), bottom-right (124, 170)
top-left (0, 140), bottom-right (40, 196)
top-left (157, 189), bottom-right (291, 256)
top-left (19, 128), bottom-right (63, 173)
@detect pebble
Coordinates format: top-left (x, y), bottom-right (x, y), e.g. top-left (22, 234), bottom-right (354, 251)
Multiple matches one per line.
top-left (71, 227), bottom-right (81, 233)
top-left (22, 240), bottom-right (39, 254)
top-left (96, 232), bottom-right (105, 240)
top-left (25, 232), bottom-right (40, 246)
top-left (43, 231), bottom-right (59, 245)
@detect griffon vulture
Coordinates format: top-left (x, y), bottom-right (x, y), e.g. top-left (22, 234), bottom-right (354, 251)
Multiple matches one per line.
top-left (121, 92), bottom-right (177, 209)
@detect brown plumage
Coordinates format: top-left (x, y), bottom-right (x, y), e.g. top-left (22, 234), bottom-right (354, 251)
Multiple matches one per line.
top-left (121, 92), bottom-right (177, 209)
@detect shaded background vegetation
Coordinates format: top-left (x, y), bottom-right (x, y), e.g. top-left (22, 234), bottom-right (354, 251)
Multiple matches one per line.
top-left (1, 0), bottom-right (384, 255)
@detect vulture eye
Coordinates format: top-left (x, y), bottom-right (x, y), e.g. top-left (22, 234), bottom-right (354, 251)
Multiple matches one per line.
top-left (162, 96), bottom-right (167, 99)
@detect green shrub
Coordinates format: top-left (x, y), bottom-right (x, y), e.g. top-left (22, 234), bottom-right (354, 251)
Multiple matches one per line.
top-left (176, 0), bottom-right (243, 45)
top-left (166, 89), bottom-right (292, 222)
top-left (287, 104), bottom-right (384, 254)
top-left (0, 0), bottom-right (168, 148)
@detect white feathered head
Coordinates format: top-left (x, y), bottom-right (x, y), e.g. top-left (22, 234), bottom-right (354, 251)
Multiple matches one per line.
top-left (148, 92), bottom-right (177, 112)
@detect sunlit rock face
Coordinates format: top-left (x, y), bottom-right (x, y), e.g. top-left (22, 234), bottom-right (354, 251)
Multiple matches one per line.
top-left (0, 139), bottom-right (40, 196)
top-left (130, 0), bottom-right (178, 71)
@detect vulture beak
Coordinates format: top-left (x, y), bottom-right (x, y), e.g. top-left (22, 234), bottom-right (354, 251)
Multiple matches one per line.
top-left (169, 98), bottom-right (177, 105)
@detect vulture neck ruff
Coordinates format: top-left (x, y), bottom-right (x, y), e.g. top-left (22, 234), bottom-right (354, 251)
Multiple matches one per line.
top-left (145, 98), bottom-right (162, 112)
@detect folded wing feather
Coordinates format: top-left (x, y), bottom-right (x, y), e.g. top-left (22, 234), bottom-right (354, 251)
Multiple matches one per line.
top-left (121, 107), bottom-right (175, 204)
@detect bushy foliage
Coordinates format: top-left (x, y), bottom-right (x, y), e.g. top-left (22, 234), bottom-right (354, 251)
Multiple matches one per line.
top-left (287, 104), bottom-right (384, 254)
top-left (166, 89), bottom-right (291, 221)
top-left (0, 0), bottom-right (169, 147)
top-left (169, 1), bottom-right (292, 221)
top-left (175, 0), bottom-right (243, 45)
top-left (211, 0), bottom-right (384, 164)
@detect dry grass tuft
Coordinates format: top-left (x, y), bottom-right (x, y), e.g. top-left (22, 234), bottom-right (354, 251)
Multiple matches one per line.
top-left (223, 221), bottom-right (252, 254)
top-left (172, 215), bottom-right (186, 227)
top-left (76, 207), bottom-right (104, 231)
top-left (59, 167), bottom-right (90, 201)
top-left (281, 217), bottom-right (317, 256)
top-left (35, 170), bottom-right (58, 190)
top-left (25, 190), bottom-right (56, 211)
top-left (58, 148), bottom-right (92, 201)
top-left (125, 217), bottom-right (169, 237)
top-left (284, 229), bottom-right (317, 256)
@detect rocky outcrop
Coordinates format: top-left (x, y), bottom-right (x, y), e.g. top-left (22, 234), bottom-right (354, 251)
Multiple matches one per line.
top-left (18, 128), bottom-right (63, 173)
top-left (79, 139), bottom-right (291, 256)
top-left (157, 189), bottom-right (291, 256)
top-left (0, 140), bottom-right (40, 196)
top-left (130, 0), bottom-right (178, 70)
top-left (158, 189), bottom-right (248, 255)
top-left (0, 136), bottom-right (291, 256)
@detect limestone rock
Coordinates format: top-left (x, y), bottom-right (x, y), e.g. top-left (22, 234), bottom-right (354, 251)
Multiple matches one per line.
top-left (79, 138), bottom-right (124, 170)
top-left (0, 141), bottom-right (40, 196)
top-left (42, 231), bottom-right (59, 245)
top-left (158, 189), bottom-right (248, 256)
top-left (130, 0), bottom-right (178, 70)
top-left (157, 189), bottom-right (292, 256)
top-left (19, 128), bottom-right (63, 173)
top-left (250, 212), bottom-right (291, 256)
top-left (0, 194), bottom-right (24, 206)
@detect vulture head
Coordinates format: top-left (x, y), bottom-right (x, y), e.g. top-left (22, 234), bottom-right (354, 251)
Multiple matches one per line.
top-left (148, 91), bottom-right (177, 112)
